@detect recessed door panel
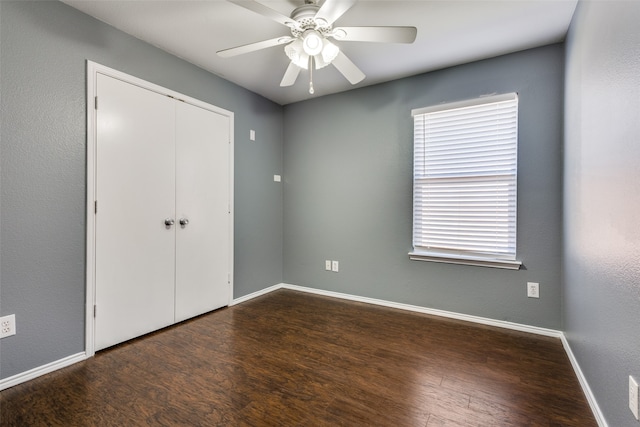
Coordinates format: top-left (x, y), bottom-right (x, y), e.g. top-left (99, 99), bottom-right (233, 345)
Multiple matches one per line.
top-left (95, 74), bottom-right (176, 351)
top-left (175, 102), bottom-right (231, 322)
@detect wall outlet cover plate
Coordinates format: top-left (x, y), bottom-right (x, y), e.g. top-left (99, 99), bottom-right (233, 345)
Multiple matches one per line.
top-left (0, 314), bottom-right (16, 338)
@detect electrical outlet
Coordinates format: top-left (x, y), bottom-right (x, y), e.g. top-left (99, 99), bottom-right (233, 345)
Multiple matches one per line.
top-left (630, 376), bottom-right (639, 420)
top-left (0, 314), bottom-right (16, 338)
top-left (331, 260), bottom-right (339, 272)
top-left (325, 260), bottom-right (332, 271)
top-left (527, 282), bottom-right (539, 298)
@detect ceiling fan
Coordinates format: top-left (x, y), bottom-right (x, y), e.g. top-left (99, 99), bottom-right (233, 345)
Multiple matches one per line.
top-left (217, 0), bottom-right (417, 94)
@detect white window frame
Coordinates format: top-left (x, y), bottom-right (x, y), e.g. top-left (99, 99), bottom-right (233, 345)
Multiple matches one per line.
top-left (409, 93), bottom-right (522, 270)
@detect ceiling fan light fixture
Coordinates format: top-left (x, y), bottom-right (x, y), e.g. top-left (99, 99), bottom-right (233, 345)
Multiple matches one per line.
top-left (321, 39), bottom-right (339, 64)
top-left (288, 36), bottom-right (340, 71)
top-left (302, 30), bottom-right (323, 56)
top-left (285, 40), bottom-right (309, 69)
top-left (314, 53), bottom-right (330, 70)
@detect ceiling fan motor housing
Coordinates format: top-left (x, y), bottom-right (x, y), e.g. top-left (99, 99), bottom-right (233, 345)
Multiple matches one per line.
top-left (289, 3), bottom-right (332, 37)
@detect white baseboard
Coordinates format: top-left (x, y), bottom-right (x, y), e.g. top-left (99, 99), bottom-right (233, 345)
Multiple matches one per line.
top-left (235, 282), bottom-right (605, 425)
top-left (0, 352), bottom-right (87, 391)
top-left (230, 284), bottom-right (284, 306)
top-left (560, 335), bottom-right (609, 427)
top-left (280, 283), bottom-right (562, 338)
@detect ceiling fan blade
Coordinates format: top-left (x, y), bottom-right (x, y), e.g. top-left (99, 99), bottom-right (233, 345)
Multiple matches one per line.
top-left (315, 0), bottom-right (357, 26)
top-left (280, 62), bottom-right (302, 87)
top-left (228, 0), bottom-right (297, 28)
top-left (217, 36), bottom-right (294, 58)
top-left (332, 26), bottom-right (417, 44)
top-left (332, 51), bottom-right (365, 85)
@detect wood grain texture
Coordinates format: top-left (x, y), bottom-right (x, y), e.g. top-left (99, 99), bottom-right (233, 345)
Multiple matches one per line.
top-left (0, 290), bottom-right (596, 426)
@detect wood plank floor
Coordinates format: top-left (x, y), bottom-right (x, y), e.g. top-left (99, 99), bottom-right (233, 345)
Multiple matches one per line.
top-left (1, 290), bottom-right (597, 426)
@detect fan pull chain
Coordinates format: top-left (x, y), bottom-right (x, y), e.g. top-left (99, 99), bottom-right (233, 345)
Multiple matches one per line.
top-left (309, 56), bottom-right (315, 95)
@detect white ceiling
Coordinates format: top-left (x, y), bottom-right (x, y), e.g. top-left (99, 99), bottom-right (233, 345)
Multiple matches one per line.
top-left (62, 0), bottom-right (578, 105)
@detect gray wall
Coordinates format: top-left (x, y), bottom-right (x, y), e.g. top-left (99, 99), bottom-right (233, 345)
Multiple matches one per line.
top-left (564, 2), bottom-right (640, 426)
top-left (0, 1), bottom-right (283, 379)
top-left (283, 44), bottom-right (565, 329)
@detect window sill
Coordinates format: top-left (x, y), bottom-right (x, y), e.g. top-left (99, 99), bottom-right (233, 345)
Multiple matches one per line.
top-left (408, 252), bottom-right (522, 270)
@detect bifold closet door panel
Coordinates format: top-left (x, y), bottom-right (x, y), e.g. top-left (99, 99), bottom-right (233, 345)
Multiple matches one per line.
top-left (175, 102), bottom-right (231, 322)
top-left (94, 74), bottom-right (177, 351)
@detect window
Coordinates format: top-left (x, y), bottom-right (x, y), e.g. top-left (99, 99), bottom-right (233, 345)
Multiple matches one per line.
top-left (409, 93), bottom-right (521, 270)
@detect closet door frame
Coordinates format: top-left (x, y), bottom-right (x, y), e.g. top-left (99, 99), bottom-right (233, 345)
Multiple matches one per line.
top-left (85, 61), bottom-right (234, 357)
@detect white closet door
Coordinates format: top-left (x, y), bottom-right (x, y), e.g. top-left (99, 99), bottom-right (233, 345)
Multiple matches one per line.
top-left (175, 102), bottom-right (231, 322)
top-left (95, 74), bottom-right (176, 351)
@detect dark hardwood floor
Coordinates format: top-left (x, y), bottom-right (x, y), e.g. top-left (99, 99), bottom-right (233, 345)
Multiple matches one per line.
top-left (1, 290), bottom-right (596, 426)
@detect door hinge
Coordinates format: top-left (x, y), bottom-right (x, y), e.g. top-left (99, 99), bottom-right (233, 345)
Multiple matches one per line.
top-left (94, 96), bottom-right (98, 110)
top-left (93, 305), bottom-right (97, 318)
top-left (95, 200), bottom-right (98, 214)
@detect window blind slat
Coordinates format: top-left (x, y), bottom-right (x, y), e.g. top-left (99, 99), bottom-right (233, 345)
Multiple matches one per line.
top-left (412, 94), bottom-right (518, 261)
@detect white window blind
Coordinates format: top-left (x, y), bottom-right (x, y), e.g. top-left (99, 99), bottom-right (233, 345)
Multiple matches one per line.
top-left (410, 93), bottom-right (520, 269)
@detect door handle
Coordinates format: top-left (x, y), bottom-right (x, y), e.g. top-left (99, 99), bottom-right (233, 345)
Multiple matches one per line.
top-left (179, 218), bottom-right (189, 227)
top-left (164, 218), bottom-right (175, 228)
